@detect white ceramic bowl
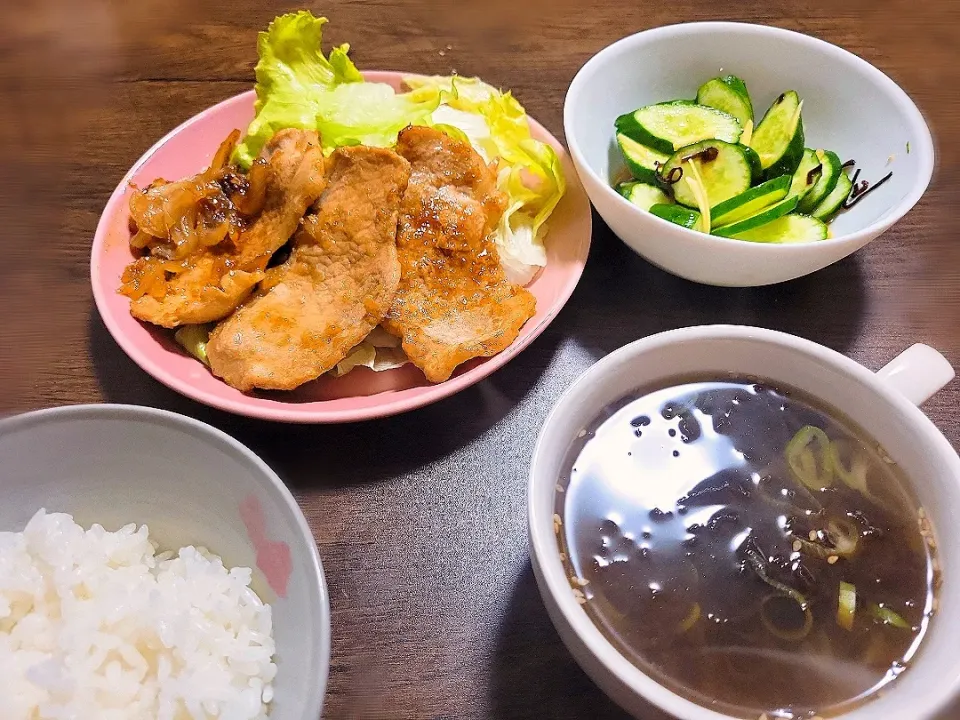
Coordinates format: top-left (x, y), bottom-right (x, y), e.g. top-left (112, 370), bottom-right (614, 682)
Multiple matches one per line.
top-left (564, 22), bottom-right (934, 286)
top-left (528, 326), bottom-right (959, 720)
top-left (0, 404), bottom-right (330, 720)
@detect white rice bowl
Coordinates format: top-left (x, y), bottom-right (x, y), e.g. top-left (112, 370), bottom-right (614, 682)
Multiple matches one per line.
top-left (0, 510), bottom-right (276, 720)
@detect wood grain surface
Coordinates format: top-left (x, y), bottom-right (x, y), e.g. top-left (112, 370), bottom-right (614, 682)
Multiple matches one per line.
top-left (1, 1), bottom-right (958, 718)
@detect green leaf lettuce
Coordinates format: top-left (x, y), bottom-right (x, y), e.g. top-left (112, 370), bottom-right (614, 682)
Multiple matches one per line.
top-left (234, 11), bottom-right (438, 166)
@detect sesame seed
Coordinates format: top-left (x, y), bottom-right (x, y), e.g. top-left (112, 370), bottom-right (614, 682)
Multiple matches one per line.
top-left (809, 530), bottom-right (818, 541)
top-left (793, 540), bottom-right (802, 552)
top-left (828, 555), bottom-right (839, 565)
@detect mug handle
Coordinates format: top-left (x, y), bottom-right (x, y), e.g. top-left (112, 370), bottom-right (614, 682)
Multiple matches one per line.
top-left (875, 344), bottom-right (955, 407)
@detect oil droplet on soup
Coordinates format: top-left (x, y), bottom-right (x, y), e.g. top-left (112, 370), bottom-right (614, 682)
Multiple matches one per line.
top-left (556, 379), bottom-right (936, 719)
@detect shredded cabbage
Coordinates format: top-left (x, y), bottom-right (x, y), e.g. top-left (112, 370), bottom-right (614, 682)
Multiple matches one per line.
top-left (331, 327), bottom-right (409, 377)
top-left (174, 325), bottom-right (211, 366)
top-left (174, 321), bottom-right (408, 378)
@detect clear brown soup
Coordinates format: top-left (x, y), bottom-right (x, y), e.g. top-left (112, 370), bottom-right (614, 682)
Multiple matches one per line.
top-left (556, 377), bottom-right (937, 720)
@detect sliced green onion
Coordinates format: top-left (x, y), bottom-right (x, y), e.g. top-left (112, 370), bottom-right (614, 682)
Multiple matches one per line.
top-left (786, 426), bottom-right (834, 491)
top-left (830, 439), bottom-right (870, 495)
top-left (870, 603), bottom-right (912, 630)
top-left (838, 581), bottom-right (856, 631)
top-left (678, 602), bottom-right (701, 633)
top-left (791, 536), bottom-right (834, 560)
top-left (830, 440), bottom-right (897, 512)
top-left (761, 593), bottom-right (813, 641)
top-left (826, 517), bottom-right (859, 557)
top-left (791, 519), bottom-right (857, 560)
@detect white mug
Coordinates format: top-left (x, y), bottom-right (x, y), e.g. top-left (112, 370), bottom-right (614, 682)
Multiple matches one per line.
top-left (528, 325), bottom-right (958, 720)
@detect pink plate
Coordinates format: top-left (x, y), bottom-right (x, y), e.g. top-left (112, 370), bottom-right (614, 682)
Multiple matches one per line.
top-left (90, 72), bottom-right (593, 423)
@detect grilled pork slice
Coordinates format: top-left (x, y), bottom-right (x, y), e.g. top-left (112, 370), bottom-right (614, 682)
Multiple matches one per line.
top-left (383, 126), bottom-right (536, 383)
top-left (124, 129), bottom-right (326, 328)
top-left (206, 146), bottom-right (411, 391)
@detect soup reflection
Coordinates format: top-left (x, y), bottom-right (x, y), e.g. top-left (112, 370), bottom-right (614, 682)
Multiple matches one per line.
top-left (556, 378), bottom-right (936, 720)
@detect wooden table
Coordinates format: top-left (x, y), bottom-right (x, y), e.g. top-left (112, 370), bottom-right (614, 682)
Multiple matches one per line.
top-left (3, 1), bottom-right (959, 718)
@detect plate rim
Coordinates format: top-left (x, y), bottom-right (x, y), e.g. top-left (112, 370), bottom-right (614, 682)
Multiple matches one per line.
top-left (90, 74), bottom-right (592, 423)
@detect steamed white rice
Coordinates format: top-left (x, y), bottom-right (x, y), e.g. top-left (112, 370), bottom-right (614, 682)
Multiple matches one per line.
top-left (0, 510), bottom-right (276, 720)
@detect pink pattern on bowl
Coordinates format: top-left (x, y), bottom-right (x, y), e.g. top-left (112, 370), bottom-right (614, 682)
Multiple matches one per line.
top-left (239, 494), bottom-right (293, 599)
top-left (90, 72), bottom-right (593, 423)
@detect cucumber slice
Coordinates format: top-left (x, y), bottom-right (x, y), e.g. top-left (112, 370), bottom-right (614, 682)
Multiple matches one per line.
top-left (787, 149), bottom-right (824, 201)
top-left (617, 181), bottom-right (673, 211)
top-left (742, 145), bottom-right (763, 183)
top-left (696, 76), bottom-right (754, 127)
top-left (711, 175), bottom-right (792, 228)
top-left (712, 195), bottom-right (799, 237)
top-left (798, 150), bottom-right (842, 213)
top-left (616, 101), bottom-right (742, 155)
top-left (661, 139), bottom-right (753, 209)
top-left (750, 91), bottom-right (805, 179)
top-left (728, 214), bottom-right (829, 244)
top-left (717, 75), bottom-right (750, 100)
top-left (617, 133), bottom-right (670, 185)
top-left (649, 203), bottom-right (701, 230)
top-left (811, 172), bottom-right (853, 220)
